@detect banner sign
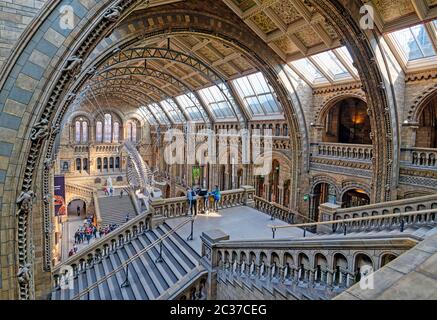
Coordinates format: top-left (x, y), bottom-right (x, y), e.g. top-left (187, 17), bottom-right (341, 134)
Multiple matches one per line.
top-left (54, 175), bottom-right (66, 216)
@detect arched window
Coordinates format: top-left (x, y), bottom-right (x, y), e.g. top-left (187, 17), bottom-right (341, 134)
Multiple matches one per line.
top-left (103, 158), bottom-right (108, 170)
top-left (115, 157), bottom-right (120, 169)
top-left (97, 158), bottom-right (102, 171)
top-left (109, 157), bottom-right (114, 170)
top-left (96, 121), bottom-right (103, 143)
top-left (83, 158), bottom-right (88, 171)
top-left (76, 158), bottom-right (81, 171)
top-left (75, 121), bottom-right (81, 143)
top-left (113, 122), bottom-right (120, 143)
top-left (127, 121), bottom-right (137, 142)
top-left (283, 124), bottom-right (288, 136)
top-left (82, 121), bottom-right (88, 143)
top-left (104, 113), bottom-right (112, 143)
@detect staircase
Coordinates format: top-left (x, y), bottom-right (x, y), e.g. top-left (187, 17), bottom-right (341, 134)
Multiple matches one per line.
top-left (51, 222), bottom-right (205, 300)
top-left (97, 194), bottom-right (137, 226)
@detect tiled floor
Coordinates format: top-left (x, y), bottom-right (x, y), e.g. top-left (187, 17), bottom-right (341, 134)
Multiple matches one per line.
top-left (165, 206), bottom-right (311, 253)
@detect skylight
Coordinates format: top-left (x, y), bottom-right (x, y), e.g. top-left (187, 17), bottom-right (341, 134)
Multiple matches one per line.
top-left (160, 99), bottom-right (184, 123)
top-left (198, 86), bottom-right (235, 119)
top-left (139, 106), bottom-right (157, 125)
top-left (291, 58), bottom-right (327, 83)
top-left (391, 23), bottom-right (436, 61)
top-left (312, 50), bottom-right (350, 78)
top-left (176, 94), bottom-right (203, 121)
top-left (148, 103), bottom-right (170, 125)
top-left (233, 72), bottom-right (281, 116)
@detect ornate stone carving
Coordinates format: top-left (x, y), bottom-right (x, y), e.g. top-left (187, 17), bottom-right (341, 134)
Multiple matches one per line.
top-left (16, 191), bottom-right (35, 216)
top-left (103, 6), bottom-right (122, 22)
top-left (17, 264), bottom-right (32, 285)
top-left (30, 118), bottom-right (50, 141)
top-left (63, 56), bottom-right (83, 75)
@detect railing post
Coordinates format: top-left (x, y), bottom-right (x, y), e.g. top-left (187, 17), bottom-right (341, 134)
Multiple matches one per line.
top-left (343, 224), bottom-right (347, 236)
top-left (400, 218), bottom-right (405, 232)
top-left (187, 219), bottom-right (194, 241)
top-left (121, 264), bottom-right (130, 288)
top-left (156, 241), bottom-right (164, 263)
top-left (303, 227), bottom-right (306, 238)
top-left (272, 227), bottom-right (276, 239)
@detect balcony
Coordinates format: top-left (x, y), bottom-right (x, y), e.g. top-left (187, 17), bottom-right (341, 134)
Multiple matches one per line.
top-left (402, 147), bottom-right (437, 168)
top-left (314, 142), bottom-right (373, 161)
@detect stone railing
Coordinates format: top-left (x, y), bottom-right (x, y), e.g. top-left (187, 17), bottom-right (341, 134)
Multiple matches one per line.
top-left (150, 186), bottom-right (255, 220)
top-left (319, 193), bottom-right (437, 221)
top-left (314, 142), bottom-right (373, 161)
top-left (402, 147), bottom-right (437, 168)
top-left (65, 183), bottom-right (94, 198)
top-left (202, 230), bottom-right (416, 300)
top-left (254, 196), bottom-right (310, 224)
top-left (93, 144), bottom-right (121, 153)
top-left (52, 211), bottom-right (152, 283)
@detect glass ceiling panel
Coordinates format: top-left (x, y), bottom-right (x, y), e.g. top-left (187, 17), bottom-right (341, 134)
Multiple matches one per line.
top-left (391, 23), bottom-right (436, 61)
top-left (233, 72), bottom-right (282, 116)
top-left (312, 50), bottom-right (350, 77)
top-left (160, 99), bottom-right (184, 124)
top-left (139, 106), bottom-right (157, 125)
top-left (176, 94), bottom-right (203, 121)
top-left (336, 46), bottom-right (358, 74)
top-left (291, 58), bottom-right (327, 83)
top-left (148, 103), bottom-right (170, 125)
top-left (198, 86), bottom-right (235, 119)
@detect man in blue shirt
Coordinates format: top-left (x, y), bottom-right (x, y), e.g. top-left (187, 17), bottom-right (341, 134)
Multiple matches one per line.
top-left (187, 187), bottom-right (198, 216)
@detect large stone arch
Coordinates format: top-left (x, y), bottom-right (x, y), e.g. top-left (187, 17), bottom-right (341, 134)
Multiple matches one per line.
top-left (0, 0), bottom-right (396, 299)
top-left (308, 0), bottom-right (398, 203)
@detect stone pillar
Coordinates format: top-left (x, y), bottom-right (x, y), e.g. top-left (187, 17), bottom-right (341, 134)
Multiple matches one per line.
top-left (241, 185), bottom-right (255, 208)
top-left (317, 202), bottom-right (341, 233)
top-left (201, 230), bottom-right (230, 299)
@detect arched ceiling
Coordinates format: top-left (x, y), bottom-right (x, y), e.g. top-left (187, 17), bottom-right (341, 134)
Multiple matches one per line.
top-left (71, 0), bottom-right (437, 126)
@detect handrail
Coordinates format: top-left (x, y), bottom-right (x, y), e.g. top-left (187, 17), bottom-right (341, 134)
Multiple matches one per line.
top-left (52, 209), bottom-right (151, 274)
top-left (268, 208), bottom-right (437, 230)
top-left (70, 217), bottom-right (195, 300)
top-left (254, 196), bottom-right (315, 223)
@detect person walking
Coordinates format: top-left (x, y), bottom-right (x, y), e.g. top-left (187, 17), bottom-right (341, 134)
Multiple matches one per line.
top-left (120, 189), bottom-right (124, 198)
top-left (125, 213), bottom-right (130, 223)
top-left (76, 205), bottom-right (81, 216)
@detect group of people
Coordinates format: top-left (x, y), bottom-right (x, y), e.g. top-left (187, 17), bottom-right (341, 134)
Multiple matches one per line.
top-left (186, 185), bottom-right (221, 216)
top-left (103, 186), bottom-right (115, 196)
top-left (68, 218), bottom-right (119, 257)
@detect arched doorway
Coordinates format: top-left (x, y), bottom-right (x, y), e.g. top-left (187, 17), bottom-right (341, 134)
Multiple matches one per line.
top-left (269, 160), bottom-right (280, 203)
top-left (67, 199), bottom-right (86, 218)
top-left (342, 189), bottom-right (370, 208)
top-left (312, 182), bottom-right (337, 222)
top-left (255, 176), bottom-right (265, 198)
top-left (323, 97), bottom-right (371, 145)
top-left (283, 180), bottom-right (290, 208)
top-left (165, 184), bottom-right (171, 198)
top-left (380, 254), bottom-right (397, 268)
top-left (416, 94), bottom-right (437, 148)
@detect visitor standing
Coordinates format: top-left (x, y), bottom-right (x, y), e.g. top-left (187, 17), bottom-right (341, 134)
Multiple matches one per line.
top-left (212, 185), bottom-right (221, 212)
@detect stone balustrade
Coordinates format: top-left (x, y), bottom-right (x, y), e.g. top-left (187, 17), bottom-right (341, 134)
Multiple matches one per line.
top-left (52, 212), bottom-right (151, 287)
top-left (150, 187), bottom-right (255, 219)
top-left (315, 142), bottom-right (373, 161)
top-left (204, 234), bottom-right (415, 299)
top-left (322, 193), bottom-right (437, 221)
top-left (402, 147), bottom-right (437, 168)
top-left (65, 183), bottom-right (94, 198)
top-left (254, 196), bottom-right (295, 223)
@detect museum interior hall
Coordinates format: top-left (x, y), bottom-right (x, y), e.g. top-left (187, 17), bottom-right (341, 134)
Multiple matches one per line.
top-left (0, 0), bottom-right (436, 300)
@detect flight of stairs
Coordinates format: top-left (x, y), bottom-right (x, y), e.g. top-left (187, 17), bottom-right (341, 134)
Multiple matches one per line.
top-left (97, 194), bottom-right (137, 226)
top-left (51, 222), bottom-right (204, 300)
